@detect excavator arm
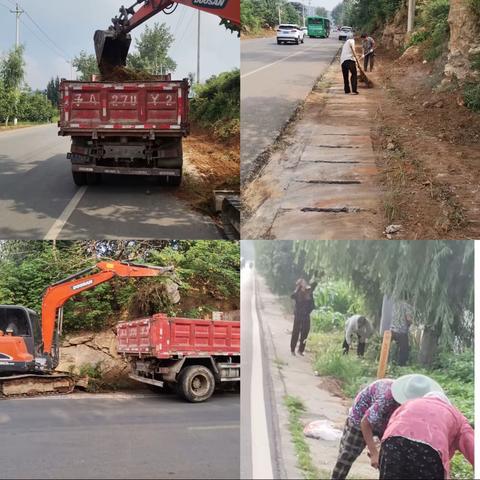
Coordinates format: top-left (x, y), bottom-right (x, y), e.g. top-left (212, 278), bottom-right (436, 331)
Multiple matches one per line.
top-left (40, 260), bottom-right (173, 360)
top-left (95, 0), bottom-right (240, 73)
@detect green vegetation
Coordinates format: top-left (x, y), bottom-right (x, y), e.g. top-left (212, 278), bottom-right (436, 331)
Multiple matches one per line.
top-left (241, 0), bottom-right (301, 33)
top-left (257, 240), bottom-right (473, 479)
top-left (284, 395), bottom-right (322, 479)
top-left (0, 45), bottom-right (56, 126)
top-left (0, 240), bottom-right (239, 334)
top-left (190, 69), bottom-right (240, 141)
top-left (73, 22), bottom-right (176, 80)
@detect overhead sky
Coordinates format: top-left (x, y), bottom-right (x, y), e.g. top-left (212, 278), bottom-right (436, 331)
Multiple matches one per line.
top-left (307, 0), bottom-right (341, 11)
top-left (0, 0), bottom-right (239, 90)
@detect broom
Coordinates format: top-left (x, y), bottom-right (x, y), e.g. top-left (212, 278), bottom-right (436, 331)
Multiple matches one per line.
top-left (351, 44), bottom-right (374, 88)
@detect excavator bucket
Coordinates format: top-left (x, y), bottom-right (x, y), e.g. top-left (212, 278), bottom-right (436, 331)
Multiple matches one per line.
top-left (94, 29), bottom-right (132, 74)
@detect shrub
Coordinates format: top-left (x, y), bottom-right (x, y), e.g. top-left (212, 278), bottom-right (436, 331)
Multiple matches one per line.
top-left (464, 82), bottom-right (480, 112)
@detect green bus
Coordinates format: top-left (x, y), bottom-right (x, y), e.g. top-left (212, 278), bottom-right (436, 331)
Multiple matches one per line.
top-left (306, 16), bottom-right (331, 38)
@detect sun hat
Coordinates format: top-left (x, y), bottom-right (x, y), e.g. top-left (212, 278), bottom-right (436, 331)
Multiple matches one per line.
top-left (423, 390), bottom-right (451, 405)
top-left (391, 374), bottom-right (443, 404)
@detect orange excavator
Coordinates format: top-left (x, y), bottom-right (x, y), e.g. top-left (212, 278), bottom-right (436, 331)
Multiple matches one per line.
top-left (94, 0), bottom-right (241, 73)
top-left (0, 260), bottom-right (173, 397)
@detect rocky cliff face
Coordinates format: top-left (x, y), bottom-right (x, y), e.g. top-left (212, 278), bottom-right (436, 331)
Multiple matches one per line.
top-left (57, 330), bottom-right (131, 387)
top-left (444, 0), bottom-right (480, 81)
top-left (381, 4), bottom-right (408, 50)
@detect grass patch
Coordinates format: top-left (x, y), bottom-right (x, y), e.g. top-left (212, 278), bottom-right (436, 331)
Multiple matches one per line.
top-left (284, 395), bottom-right (322, 479)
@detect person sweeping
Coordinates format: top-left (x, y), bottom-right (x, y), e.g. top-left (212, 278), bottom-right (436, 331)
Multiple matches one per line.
top-left (360, 33), bottom-right (376, 72)
top-left (379, 391), bottom-right (474, 480)
top-left (340, 38), bottom-right (359, 95)
top-left (331, 374), bottom-right (443, 480)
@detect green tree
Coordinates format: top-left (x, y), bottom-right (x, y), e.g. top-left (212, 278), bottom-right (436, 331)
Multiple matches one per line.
top-left (127, 23), bottom-right (176, 74)
top-left (315, 6), bottom-right (328, 17)
top-left (0, 45), bottom-right (26, 125)
top-left (46, 77), bottom-right (61, 107)
top-left (72, 51), bottom-right (99, 81)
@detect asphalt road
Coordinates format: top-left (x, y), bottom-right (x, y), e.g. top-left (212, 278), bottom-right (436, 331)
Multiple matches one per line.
top-left (0, 125), bottom-right (221, 239)
top-left (0, 391), bottom-right (239, 479)
top-left (240, 248), bottom-right (276, 479)
top-left (241, 36), bottom-right (341, 181)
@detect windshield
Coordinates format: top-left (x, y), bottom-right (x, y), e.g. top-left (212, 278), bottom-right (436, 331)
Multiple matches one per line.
top-left (0, 308), bottom-right (31, 336)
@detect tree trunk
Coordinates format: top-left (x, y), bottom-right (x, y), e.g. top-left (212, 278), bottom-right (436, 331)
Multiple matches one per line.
top-left (419, 327), bottom-right (439, 367)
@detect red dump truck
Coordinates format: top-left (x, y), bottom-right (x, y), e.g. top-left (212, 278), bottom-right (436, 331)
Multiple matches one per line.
top-left (116, 313), bottom-right (240, 402)
top-left (58, 76), bottom-right (189, 186)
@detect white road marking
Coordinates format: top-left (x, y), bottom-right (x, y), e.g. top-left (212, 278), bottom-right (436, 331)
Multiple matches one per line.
top-left (188, 425), bottom-right (240, 431)
top-left (250, 271), bottom-right (274, 480)
top-left (44, 186), bottom-right (88, 240)
top-left (241, 45), bottom-right (316, 79)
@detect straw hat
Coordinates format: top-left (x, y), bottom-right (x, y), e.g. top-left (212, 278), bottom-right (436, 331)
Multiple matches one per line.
top-left (391, 374), bottom-right (443, 404)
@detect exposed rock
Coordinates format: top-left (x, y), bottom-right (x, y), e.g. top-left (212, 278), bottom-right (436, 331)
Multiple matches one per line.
top-left (445, 0), bottom-right (480, 82)
top-left (58, 330), bottom-right (130, 386)
top-left (382, 5), bottom-right (408, 50)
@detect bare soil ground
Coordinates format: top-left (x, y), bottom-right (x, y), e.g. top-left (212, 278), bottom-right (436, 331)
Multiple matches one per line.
top-left (241, 29), bottom-right (277, 40)
top-left (373, 46), bottom-right (480, 238)
top-left (177, 127), bottom-right (239, 220)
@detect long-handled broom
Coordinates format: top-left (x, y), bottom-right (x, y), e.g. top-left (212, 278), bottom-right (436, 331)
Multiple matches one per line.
top-left (351, 44), bottom-right (374, 88)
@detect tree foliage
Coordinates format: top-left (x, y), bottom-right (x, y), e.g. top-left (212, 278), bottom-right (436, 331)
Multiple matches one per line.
top-left (1, 45), bottom-right (25, 91)
top-left (255, 240), bottom-right (474, 364)
top-left (46, 77), bottom-right (61, 107)
top-left (315, 6), bottom-right (328, 17)
top-left (0, 241), bottom-right (239, 334)
top-left (190, 69), bottom-right (240, 140)
top-left (72, 51), bottom-right (99, 81)
top-left (241, 0), bottom-right (301, 32)
top-left (127, 23), bottom-right (176, 75)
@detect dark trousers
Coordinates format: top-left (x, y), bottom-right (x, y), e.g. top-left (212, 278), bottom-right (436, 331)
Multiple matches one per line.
top-left (380, 436), bottom-right (444, 479)
top-left (364, 53), bottom-right (375, 71)
top-left (291, 314), bottom-right (311, 353)
top-left (341, 60), bottom-right (358, 94)
top-left (342, 337), bottom-right (366, 357)
top-left (391, 331), bottom-right (409, 366)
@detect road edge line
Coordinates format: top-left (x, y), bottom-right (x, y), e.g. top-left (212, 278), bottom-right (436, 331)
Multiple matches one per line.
top-left (44, 186), bottom-right (88, 240)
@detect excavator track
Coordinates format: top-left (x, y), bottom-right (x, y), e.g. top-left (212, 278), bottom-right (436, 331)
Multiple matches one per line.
top-left (0, 374), bottom-right (75, 398)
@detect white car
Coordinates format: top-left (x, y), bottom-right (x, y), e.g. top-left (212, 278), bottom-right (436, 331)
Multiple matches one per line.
top-left (301, 26), bottom-right (308, 37)
top-left (339, 26), bottom-right (354, 41)
top-left (276, 24), bottom-right (305, 45)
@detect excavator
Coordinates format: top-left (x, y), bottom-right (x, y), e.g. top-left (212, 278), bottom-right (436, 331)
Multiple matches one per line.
top-left (94, 0), bottom-right (241, 73)
top-left (0, 260), bottom-right (173, 397)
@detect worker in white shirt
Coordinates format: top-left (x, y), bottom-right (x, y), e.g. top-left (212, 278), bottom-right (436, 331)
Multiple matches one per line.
top-left (340, 38), bottom-right (359, 95)
top-left (343, 314), bottom-right (373, 356)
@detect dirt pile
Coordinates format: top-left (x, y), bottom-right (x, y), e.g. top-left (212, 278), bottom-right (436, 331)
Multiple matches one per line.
top-left (100, 66), bottom-right (160, 82)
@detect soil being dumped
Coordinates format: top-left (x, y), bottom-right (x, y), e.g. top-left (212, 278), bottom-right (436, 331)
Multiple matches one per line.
top-left (100, 66), bottom-right (159, 82)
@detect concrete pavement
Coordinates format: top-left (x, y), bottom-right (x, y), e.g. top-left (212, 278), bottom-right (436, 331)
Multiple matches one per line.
top-left (0, 124), bottom-right (221, 239)
top-left (253, 269), bottom-right (374, 479)
top-left (242, 62), bottom-right (383, 239)
top-left (241, 37), bottom-right (341, 182)
top-left (1, 391), bottom-right (239, 479)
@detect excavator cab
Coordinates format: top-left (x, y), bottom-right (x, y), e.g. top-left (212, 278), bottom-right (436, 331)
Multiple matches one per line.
top-left (0, 306), bottom-right (42, 375)
top-left (94, 29), bottom-right (132, 74)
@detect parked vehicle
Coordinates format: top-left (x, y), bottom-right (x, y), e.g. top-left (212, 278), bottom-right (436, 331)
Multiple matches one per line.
top-left (117, 313), bottom-right (240, 402)
top-left (339, 26), bottom-right (354, 41)
top-left (58, 76), bottom-right (189, 186)
top-left (306, 16), bottom-right (331, 38)
top-left (276, 24), bottom-right (304, 44)
top-left (301, 26), bottom-right (308, 36)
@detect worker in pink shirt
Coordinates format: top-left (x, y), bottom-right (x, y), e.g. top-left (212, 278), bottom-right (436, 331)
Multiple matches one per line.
top-left (380, 390), bottom-right (474, 479)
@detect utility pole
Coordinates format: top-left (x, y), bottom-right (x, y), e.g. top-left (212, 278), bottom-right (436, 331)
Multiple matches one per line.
top-left (302, 3), bottom-right (305, 27)
top-left (10, 3), bottom-right (24, 47)
top-left (278, 5), bottom-right (281, 25)
top-left (196, 11), bottom-right (200, 84)
top-left (407, 0), bottom-right (416, 33)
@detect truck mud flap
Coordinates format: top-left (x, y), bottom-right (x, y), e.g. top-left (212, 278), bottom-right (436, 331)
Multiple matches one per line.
top-left (129, 373), bottom-right (164, 388)
top-left (72, 165), bottom-right (181, 177)
top-left (0, 373), bottom-right (75, 398)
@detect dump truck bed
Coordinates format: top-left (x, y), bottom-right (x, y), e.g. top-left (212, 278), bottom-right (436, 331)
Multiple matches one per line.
top-left (117, 314), bottom-right (240, 358)
top-left (58, 79), bottom-right (189, 136)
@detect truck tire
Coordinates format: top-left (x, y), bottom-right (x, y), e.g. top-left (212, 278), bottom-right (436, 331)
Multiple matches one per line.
top-left (159, 172), bottom-right (182, 187)
top-left (178, 365), bottom-right (215, 403)
top-left (72, 171), bottom-right (87, 186)
top-left (86, 173), bottom-right (101, 185)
